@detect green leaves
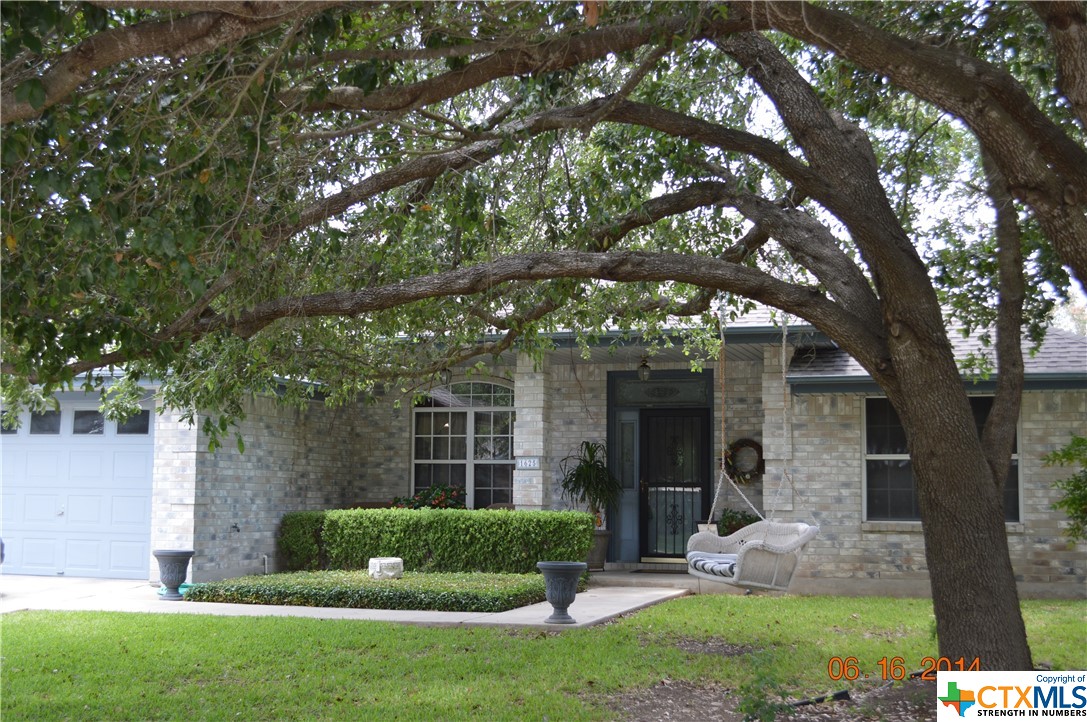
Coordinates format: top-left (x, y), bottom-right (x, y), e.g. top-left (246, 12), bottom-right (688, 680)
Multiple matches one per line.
top-left (186, 570), bottom-right (550, 613)
top-left (1, 0), bottom-right (1082, 456)
top-left (1044, 436), bottom-right (1087, 542)
top-left (13, 79), bottom-right (46, 110)
top-left (320, 508), bottom-right (593, 574)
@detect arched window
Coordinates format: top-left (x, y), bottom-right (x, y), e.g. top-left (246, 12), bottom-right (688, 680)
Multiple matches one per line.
top-left (413, 382), bottom-right (515, 509)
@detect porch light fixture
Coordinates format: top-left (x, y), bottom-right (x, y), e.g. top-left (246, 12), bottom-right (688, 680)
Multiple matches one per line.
top-left (637, 358), bottom-right (651, 382)
top-left (438, 368), bottom-right (453, 385)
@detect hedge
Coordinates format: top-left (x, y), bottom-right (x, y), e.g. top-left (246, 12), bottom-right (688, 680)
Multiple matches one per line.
top-left (277, 510), bottom-right (327, 571)
top-left (186, 570), bottom-right (552, 612)
top-left (278, 508), bottom-right (594, 574)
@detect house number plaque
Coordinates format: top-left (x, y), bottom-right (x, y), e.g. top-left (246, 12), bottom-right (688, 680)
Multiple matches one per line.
top-left (515, 457), bottom-right (541, 470)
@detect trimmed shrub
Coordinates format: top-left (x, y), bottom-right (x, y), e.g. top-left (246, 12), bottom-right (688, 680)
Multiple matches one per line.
top-left (277, 510), bottom-right (328, 571)
top-left (186, 570), bottom-right (553, 612)
top-left (322, 508), bottom-right (594, 574)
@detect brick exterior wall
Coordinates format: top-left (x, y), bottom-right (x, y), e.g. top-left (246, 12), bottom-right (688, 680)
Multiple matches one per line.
top-left (512, 356), bottom-right (549, 510)
top-left (710, 357), bottom-right (764, 519)
top-left (778, 383), bottom-right (1087, 599)
top-left (1010, 390), bottom-right (1087, 592)
top-left (153, 348), bottom-right (1084, 598)
top-left (151, 393), bottom-right (399, 582)
top-left (150, 407), bottom-right (200, 579)
top-left (547, 359), bottom-right (611, 510)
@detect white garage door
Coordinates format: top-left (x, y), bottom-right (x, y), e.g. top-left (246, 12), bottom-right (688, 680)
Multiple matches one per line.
top-left (1, 399), bottom-right (153, 579)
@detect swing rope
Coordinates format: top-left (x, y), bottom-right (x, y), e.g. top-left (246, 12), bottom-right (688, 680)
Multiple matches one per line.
top-left (774, 310), bottom-right (811, 520)
top-left (706, 303), bottom-right (810, 524)
top-left (687, 303), bottom-right (820, 591)
top-left (707, 303), bottom-right (764, 524)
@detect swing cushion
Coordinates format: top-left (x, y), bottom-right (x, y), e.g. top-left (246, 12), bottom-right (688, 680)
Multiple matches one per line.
top-left (686, 521), bottom-right (819, 591)
top-left (686, 551), bottom-right (738, 579)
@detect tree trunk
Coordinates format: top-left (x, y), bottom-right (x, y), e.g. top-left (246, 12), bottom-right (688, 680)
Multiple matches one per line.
top-left (888, 331), bottom-right (1033, 670)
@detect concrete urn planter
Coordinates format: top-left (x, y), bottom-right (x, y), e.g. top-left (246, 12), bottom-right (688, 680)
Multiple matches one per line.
top-left (587, 529), bottom-right (610, 571)
top-left (536, 561), bottom-right (587, 624)
top-left (153, 549), bottom-right (194, 601)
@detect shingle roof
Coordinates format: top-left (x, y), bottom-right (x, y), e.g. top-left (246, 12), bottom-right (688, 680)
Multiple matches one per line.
top-left (788, 327), bottom-right (1087, 391)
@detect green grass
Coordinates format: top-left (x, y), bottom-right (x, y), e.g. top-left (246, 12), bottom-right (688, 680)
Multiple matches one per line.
top-left (2, 596), bottom-right (1083, 721)
top-left (185, 570), bottom-right (553, 612)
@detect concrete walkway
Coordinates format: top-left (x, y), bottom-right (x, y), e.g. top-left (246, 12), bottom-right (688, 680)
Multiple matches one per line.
top-left (0, 573), bottom-right (688, 630)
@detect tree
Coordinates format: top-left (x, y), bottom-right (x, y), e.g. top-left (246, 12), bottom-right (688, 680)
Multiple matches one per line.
top-left (2, 1), bottom-right (1084, 669)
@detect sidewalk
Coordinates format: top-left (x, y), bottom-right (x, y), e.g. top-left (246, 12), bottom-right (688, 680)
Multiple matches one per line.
top-left (0, 574), bottom-right (688, 630)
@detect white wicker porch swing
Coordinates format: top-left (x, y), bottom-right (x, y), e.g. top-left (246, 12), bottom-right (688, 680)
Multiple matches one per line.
top-left (686, 308), bottom-right (818, 592)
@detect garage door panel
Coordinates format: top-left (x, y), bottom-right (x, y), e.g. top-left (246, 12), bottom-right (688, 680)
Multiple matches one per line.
top-left (26, 451), bottom-right (61, 481)
top-left (1, 492), bottom-right (14, 524)
top-left (109, 541), bottom-right (149, 573)
top-left (1, 399), bottom-right (153, 579)
top-left (113, 451), bottom-right (150, 479)
top-left (64, 538), bottom-right (103, 571)
top-left (23, 494), bottom-right (61, 523)
top-left (20, 537), bottom-right (59, 571)
top-left (68, 451), bottom-right (105, 481)
top-left (111, 495), bottom-right (148, 526)
top-left (66, 494), bottom-right (104, 524)
top-left (2, 449), bottom-right (26, 479)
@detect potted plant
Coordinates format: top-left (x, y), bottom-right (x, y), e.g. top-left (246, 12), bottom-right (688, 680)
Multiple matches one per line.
top-left (716, 508), bottom-right (762, 536)
top-left (559, 441), bottom-right (623, 570)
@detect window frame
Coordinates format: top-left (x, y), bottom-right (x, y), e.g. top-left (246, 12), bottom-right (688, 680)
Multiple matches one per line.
top-left (862, 395), bottom-right (1021, 523)
top-left (411, 381), bottom-right (515, 509)
top-left (0, 404), bottom-right (155, 439)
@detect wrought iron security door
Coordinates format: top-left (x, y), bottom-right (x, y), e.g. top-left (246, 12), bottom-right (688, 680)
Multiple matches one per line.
top-left (639, 408), bottom-right (710, 559)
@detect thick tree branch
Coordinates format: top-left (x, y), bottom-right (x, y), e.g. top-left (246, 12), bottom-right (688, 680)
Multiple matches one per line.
top-left (700, 169), bottom-right (882, 330)
top-left (5, 252), bottom-right (886, 385)
top-left (183, 251), bottom-right (887, 380)
top-left (1033, 1), bottom-right (1087, 128)
top-left (577, 44), bottom-right (670, 135)
top-left (744, 1), bottom-right (1087, 286)
top-left (285, 41), bottom-right (517, 69)
top-left (585, 180), bottom-right (731, 251)
top-left (159, 101), bottom-right (606, 340)
top-left (979, 151), bottom-right (1026, 491)
top-left (273, 13), bottom-right (745, 115)
top-left (0, 2), bottom-right (341, 124)
top-left (717, 33), bottom-right (931, 296)
top-left (602, 100), bottom-right (822, 197)
top-left (89, 2), bottom-right (314, 17)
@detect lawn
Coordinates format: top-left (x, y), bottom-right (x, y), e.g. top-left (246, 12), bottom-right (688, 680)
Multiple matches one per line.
top-left (2, 596), bottom-right (1084, 721)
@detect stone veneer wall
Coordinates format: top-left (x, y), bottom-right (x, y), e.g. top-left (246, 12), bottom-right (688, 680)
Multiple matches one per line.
top-left (544, 354), bottom-right (764, 515)
top-left (547, 358), bottom-right (609, 509)
top-left (709, 356), bottom-right (765, 519)
top-left (150, 406), bottom-right (201, 576)
top-left (780, 380), bottom-right (1087, 599)
top-left (512, 356), bottom-right (549, 510)
top-left (1010, 390), bottom-right (1086, 594)
top-left (349, 397), bottom-right (412, 504)
top-left (152, 350), bottom-right (1083, 596)
top-left (151, 393), bottom-right (384, 583)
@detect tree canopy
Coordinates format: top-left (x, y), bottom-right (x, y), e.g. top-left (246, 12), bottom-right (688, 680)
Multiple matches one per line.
top-left (3, 1), bottom-right (1082, 415)
top-left (2, 1), bottom-right (1085, 668)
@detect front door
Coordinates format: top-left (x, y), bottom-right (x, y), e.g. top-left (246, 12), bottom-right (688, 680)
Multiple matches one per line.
top-left (639, 408), bottom-right (710, 560)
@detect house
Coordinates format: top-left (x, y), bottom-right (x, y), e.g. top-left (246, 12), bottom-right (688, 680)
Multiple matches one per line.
top-left (2, 313), bottom-right (1084, 598)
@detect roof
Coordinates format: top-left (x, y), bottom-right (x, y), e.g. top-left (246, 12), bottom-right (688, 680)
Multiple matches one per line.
top-left (787, 327), bottom-right (1087, 393)
top-left (541, 306), bottom-right (819, 366)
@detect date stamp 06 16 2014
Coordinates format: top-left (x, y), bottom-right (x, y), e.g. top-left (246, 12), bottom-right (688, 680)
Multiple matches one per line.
top-left (827, 656), bottom-right (982, 682)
